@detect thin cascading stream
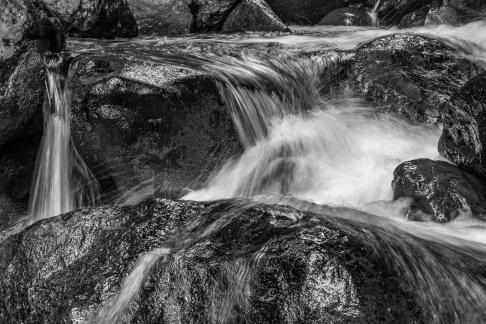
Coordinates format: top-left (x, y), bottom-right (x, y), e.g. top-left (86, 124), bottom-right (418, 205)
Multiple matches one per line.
top-left (28, 55), bottom-right (99, 222)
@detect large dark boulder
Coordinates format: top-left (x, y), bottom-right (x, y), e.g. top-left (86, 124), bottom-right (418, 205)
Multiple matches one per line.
top-left (351, 34), bottom-right (482, 125)
top-left (67, 51), bottom-right (241, 203)
top-left (0, 0), bottom-right (65, 146)
top-left (43, 0), bottom-right (138, 38)
top-left (392, 159), bottom-right (486, 223)
top-left (439, 72), bottom-right (486, 179)
top-left (222, 0), bottom-right (288, 32)
top-left (126, 0), bottom-right (192, 35)
top-left (0, 198), bottom-right (435, 322)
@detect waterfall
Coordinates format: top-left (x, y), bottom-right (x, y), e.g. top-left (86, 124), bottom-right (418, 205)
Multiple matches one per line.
top-left (28, 55), bottom-right (99, 222)
top-left (367, 0), bottom-right (381, 27)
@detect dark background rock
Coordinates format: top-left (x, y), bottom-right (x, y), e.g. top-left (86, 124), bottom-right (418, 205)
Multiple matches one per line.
top-left (189, 0), bottom-right (240, 31)
top-left (127, 0), bottom-right (192, 35)
top-left (393, 159), bottom-right (486, 223)
top-left (0, 199), bottom-right (430, 323)
top-left (222, 0), bottom-right (288, 32)
top-left (426, 0), bottom-right (486, 25)
top-left (351, 34), bottom-right (482, 125)
top-left (439, 72), bottom-right (486, 180)
top-left (43, 0), bottom-right (138, 38)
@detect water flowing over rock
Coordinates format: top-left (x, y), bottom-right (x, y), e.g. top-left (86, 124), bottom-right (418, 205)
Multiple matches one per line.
top-left (351, 33), bottom-right (482, 124)
top-left (318, 5), bottom-right (374, 26)
top-left (43, 0), bottom-right (138, 38)
top-left (68, 51), bottom-right (241, 203)
top-left (1, 198), bottom-right (484, 323)
top-left (393, 159), bottom-right (486, 223)
top-left (0, 0), bottom-right (65, 221)
top-left (222, 0), bottom-right (288, 32)
top-left (439, 72), bottom-right (486, 180)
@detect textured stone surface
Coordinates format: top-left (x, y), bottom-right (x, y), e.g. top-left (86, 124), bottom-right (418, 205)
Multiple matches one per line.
top-left (0, 198), bottom-right (429, 323)
top-left (127, 0), bottom-right (192, 35)
top-left (393, 159), bottom-right (486, 223)
top-left (222, 0), bottom-right (288, 32)
top-left (44, 0), bottom-right (138, 38)
top-left (426, 0), bottom-right (486, 25)
top-left (439, 72), bottom-right (486, 179)
top-left (351, 34), bottom-right (482, 125)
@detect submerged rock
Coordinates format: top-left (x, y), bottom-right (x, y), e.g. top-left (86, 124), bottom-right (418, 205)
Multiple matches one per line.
top-left (439, 72), bottom-right (486, 180)
top-left (392, 159), bottom-right (486, 223)
top-left (127, 0), bottom-right (192, 35)
top-left (318, 5), bottom-right (373, 26)
top-left (43, 0), bottom-right (138, 38)
top-left (351, 34), bottom-right (482, 125)
top-left (222, 0), bottom-right (288, 33)
top-left (0, 198), bottom-right (428, 323)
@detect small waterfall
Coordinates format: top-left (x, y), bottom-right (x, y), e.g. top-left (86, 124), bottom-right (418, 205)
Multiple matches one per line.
top-left (28, 55), bottom-right (99, 222)
top-left (367, 0), bottom-right (381, 27)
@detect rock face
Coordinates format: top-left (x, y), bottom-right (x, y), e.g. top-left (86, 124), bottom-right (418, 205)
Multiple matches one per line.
top-left (351, 34), bottom-right (482, 125)
top-left (127, 0), bottom-right (192, 35)
top-left (0, 198), bottom-right (431, 323)
top-left (0, 0), bottom-right (65, 216)
top-left (439, 72), bottom-right (486, 180)
top-left (319, 5), bottom-right (373, 26)
top-left (43, 0), bottom-right (138, 38)
top-left (68, 52), bottom-right (241, 202)
top-left (393, 159), bottom-right (486, 223)
top-left (222, 0), bottom-right (288, 32)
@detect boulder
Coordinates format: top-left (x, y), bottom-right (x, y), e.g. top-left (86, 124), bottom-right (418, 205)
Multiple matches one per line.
top-left (392, 159), bottom-right (486, 223)
top-left (0, 198), bottom-right (427, 323)
top-left (43, 0), bottom-right (138, 38)
top-left (68, 52), bottom-right (241, 202)
top-left (0, 0), bottom-right (65, 147)
top-left (222, 0), bottom-right (289, 32)
top-left (376, 0), bottom-right (437, 26)
top-left (189, 0), bottom-right (240, 31)
top-left (127, 0), bottom-right (192, 35)
top-left (439, 72), bottom-right (486, 179)
top-left (351, 34), bottom-right (482, 125)
top-left (318, 5), bottom-right (373, 26)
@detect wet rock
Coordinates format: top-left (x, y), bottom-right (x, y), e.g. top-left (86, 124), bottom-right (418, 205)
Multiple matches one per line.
top-left (189, 0), bottom-right (240, 31)
top-left (351, 34), bottom-right (482, 125)
top-left (319, 5), bottom-right (373, 26)
top-left (43, 0), bottom-right (138, 38)
top-left (266, 0), bottom-right (350, 25)
top-left (439, 72), bottom-right (486, 179)
top-left (127, 0), bottom-right (192, 35)
top-left (392, 159), bottom-right (486, 223)
top-left (0, 0), bottom-right (65, 147)
top-left (69, 54), bottom-right (241, 202)
top-left (0, 199), bottom-right (429, 323)
top-left (222, 0), bottom-right (288, 32)
top-left (376, 0), bottom-right (438, 27)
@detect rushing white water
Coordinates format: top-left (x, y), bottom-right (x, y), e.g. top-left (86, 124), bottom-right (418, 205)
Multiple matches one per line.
top-left (28, 57), bottom-right (99, 222)
top-left (367, 0), bottom-right (381, 27)
top-left (184, 101), bottom-right (441, 206)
